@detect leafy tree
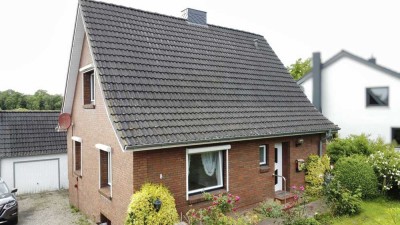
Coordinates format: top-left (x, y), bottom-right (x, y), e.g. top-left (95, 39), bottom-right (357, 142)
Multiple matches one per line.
top-left (287, 58), bottom-right (312, 80)
top-left (0, 89), bottom-right (63, 110)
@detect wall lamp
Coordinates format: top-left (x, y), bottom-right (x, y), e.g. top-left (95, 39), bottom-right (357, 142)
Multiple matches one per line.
top-left (295, 138), bottom-right (304, 147)
top-left (153, 198), bottom-right (162, 212)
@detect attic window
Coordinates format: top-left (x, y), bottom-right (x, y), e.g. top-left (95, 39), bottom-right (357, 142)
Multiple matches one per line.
top-left (83, 71), bottom-right (95, 107)
top-left (366, 87), bottom-right (388, 106)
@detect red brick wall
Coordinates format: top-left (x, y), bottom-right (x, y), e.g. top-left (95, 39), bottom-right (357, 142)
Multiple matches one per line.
top-left (67, 34), bottom-right (134, 225)
top-left (132, 134), bottom-right (324, 215)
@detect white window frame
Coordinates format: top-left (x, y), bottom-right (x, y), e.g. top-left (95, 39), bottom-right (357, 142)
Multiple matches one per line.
top-left (186, 145), bottom-right (231, 200)
top-left (90, 73), bottom-right (95, 102)
top-left (95, 144), bottom-right (112, 191)
top-left (259, 145), bottom-right (267, 165)
top-left (81, 68), bottom-right (95, 105)
top-left (72, 136), bottom-right (82, 175)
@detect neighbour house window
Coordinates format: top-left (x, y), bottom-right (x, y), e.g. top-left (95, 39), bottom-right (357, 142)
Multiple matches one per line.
top-left (83, 71), bottom-right (95, 105)
top-left (187, 145), bottom-right (230, 196)
top-left (392, 128), bottom-right (400, 147)
top-left (259, 145), bottom-right (268, 166)
top-left (72, 136), bottom-right (82, 175)
top-left (366, 87), bottom-right (388, 106)
top-left (96, 144), bottom-right (112, 188)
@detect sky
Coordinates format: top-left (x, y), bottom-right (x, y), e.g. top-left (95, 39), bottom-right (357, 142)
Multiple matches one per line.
top-left (1, 0), bottom-right (399, 95)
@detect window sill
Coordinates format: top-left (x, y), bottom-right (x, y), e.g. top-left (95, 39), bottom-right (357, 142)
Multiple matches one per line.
top-left (99, 186), bottom-right (112, 200)
top-left (74, 170), bottom-right (82, 178)
top-left (259, 165), bottom-right (270, 173)
top-left (187, 189), bottom-right (227, 205)
top-left (83, 104), bottom-right (95, 109)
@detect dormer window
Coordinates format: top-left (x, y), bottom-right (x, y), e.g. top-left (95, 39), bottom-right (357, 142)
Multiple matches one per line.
top-left (83, 70), bottom-right (95, 107)
top-left (366, 87), bottom-right (388, 107)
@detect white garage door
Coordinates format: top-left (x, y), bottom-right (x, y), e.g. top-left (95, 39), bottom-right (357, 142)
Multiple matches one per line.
top-left (14, 159), bottom-right (60, 194)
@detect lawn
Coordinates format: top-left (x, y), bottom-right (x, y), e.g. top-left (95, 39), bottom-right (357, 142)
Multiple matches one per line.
top-left (331, 198), bottom-right (400, 225)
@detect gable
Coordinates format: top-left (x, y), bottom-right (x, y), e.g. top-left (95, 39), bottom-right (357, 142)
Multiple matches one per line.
top-left (64, 0), bottom-right (338, 151)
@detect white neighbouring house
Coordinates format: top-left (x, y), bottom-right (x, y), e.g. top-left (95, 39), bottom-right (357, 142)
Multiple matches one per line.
top-left (297, 50), bottom-right (400, 147)
top-left (0, 111), bottom-right (68, 194)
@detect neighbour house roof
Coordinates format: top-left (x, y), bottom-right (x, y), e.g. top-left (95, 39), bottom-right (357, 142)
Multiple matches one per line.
top-left (0, 111), bottom-right (67, 158)
top-left (66, 0), bottom-right (339, 150)
top-left (297, 50), bottom-right (400, 84)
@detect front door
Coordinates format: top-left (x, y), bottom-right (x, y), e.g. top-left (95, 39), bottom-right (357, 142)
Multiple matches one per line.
top-left (274, 143), bottom-right (283, 191)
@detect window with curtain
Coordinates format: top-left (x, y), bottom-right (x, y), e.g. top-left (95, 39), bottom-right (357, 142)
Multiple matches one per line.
top-left (188, 151), bottom-right (223, 194)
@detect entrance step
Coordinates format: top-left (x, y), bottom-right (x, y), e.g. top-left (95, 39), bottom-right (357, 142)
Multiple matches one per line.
top-left (274, 190), bottom-right (297, 209)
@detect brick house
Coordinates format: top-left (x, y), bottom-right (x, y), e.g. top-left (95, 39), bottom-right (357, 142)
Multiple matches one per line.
top-left (62, 0), bottom-right (338, 224)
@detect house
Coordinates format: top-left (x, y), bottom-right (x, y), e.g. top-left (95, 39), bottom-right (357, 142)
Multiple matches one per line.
top-left (0, 111), bottom-right (68, 194)
top-left (298, 50), bottom-right (400, 146)
top-left (62, 0), bottom-right (338, 224)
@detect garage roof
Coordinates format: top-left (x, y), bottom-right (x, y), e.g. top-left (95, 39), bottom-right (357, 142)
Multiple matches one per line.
top-left (0, 111), bottom-right (67, 158)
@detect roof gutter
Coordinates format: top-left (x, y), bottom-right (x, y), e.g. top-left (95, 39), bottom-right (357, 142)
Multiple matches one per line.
top-left (124, 129), bottom-right (339, 152)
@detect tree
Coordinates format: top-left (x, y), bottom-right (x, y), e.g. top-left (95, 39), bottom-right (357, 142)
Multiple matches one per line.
top-left (287, 58), bottom-right (312, 80)
top-left (0, 89), bottom-right (63, 110)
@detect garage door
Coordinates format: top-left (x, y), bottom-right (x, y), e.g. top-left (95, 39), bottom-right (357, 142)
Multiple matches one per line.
top-left (14, 159), bottom-right (60, 194)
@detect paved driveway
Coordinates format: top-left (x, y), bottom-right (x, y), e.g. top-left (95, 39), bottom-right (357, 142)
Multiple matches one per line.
top-left (17, 190), bottom-right (94, 225)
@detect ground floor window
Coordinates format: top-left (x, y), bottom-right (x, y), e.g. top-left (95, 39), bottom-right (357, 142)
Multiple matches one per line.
top-left (186, 145), bottom-right (230, 196)
top-left (72, 136), bottom-right (82, 176)
top-left (95, 144), bottom-right (112, 188)
top-left (392, 128), bottom-right (400, 146)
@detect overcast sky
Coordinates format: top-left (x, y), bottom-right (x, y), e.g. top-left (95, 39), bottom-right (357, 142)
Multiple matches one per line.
top-left (1, 0), bottom-right (399, 95)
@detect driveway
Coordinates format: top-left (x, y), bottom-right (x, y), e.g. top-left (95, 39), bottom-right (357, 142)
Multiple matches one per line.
top-left (17, 190), bottom-right (94, 225)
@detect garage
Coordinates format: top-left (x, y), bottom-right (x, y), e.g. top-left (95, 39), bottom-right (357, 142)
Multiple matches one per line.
top-left (0, 111), bottom-right (68, 194)
top-left (14, 159), bottom-right (60, 194)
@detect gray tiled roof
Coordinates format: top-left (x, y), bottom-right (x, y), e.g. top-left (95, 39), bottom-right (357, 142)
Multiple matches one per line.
top-left (0, 111), bottom-right (67, 158)
top-left (80, 0), bottom-right (339, 150)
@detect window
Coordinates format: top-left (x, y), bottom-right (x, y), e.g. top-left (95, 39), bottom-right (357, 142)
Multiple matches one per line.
top-left (83, 71), bottom-right (95, 105)
top-left (392, 128), bottom-right (400, 147)
top-left (366, 87), bottom-right (388, 106)
top-left (259, 145), bottom-right (268, 165)
top-left (96, 144), bottom-right (112, 188)
top-left (186, 145), bottom-right (230, 196)
top-left (72, 136), bottom-right (82, 175)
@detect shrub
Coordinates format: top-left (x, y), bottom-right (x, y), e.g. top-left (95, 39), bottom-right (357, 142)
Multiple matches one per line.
top-left (125, 183), bottom-right (179, 225)
top-left (254, 199), bottom-right (283, 218)
top-left (368, 147), bottom-right (400, 194)
top-left (324, 180), bottom-right (362, 216)
top-left (327, 134), bottom-right (387, 163)
top-left (185, 192), bottom-right (260, 225)
top-left (305, 154), bottom-right (331, 198)
top-left (333, 155), bottom-right (378, 199)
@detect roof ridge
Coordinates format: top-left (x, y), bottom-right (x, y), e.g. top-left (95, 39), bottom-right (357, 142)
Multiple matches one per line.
top-left (80, 0), bottom-right (264, 37)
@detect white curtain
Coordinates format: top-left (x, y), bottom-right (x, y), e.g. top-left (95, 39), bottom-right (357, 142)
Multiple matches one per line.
top-left (201, 152), bottom-right (217, 177)
top-left (215, 152), bottom-right (222, 185)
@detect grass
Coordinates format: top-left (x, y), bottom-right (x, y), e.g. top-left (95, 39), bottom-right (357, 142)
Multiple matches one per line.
top-left (331, 197), bottom-right (400, 225)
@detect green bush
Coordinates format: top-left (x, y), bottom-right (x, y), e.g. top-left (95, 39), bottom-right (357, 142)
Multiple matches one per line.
top-left (125, 183), bottom-right (179, 225)
top-left (333, 155), bottom-right (378, 199)
top-left (305, 154), bottom-right (331, 198)
top-left (327, 134), bottom-right (387, 163)
top-left (324, 180), bottom-right (362, 216)
top-left (254, 199), bottom-right (283, 218)
top-left (368, 147), bottom-right (400, 194)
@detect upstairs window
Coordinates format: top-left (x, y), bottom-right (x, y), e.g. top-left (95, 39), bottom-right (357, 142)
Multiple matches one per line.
top-left (83, 71), bottom-right (95, 105)
top-left (366, 87), bottom-right (388, 106)
top-left (259, 145), bottom-right (268, 166)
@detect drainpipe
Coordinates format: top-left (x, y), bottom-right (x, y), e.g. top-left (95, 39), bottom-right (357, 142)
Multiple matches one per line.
top-left (312, 52), bottom-right (322, 112)
top-left (319, 130), bottom-right (333, 156)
